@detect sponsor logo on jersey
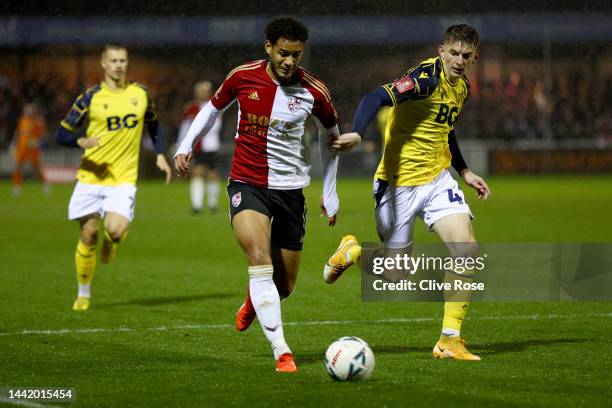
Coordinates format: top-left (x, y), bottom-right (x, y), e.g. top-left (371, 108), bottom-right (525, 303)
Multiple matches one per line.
top-left (231, 192), bottom-right (242, 207)
top-left (288, 96), bottom-right (302, 112)
top-left (248, 91), bottom-right (260, 101)
top-left (393, 77), bottom-right (415, 93)
top-left (107, 114), bottom-right (138, 131)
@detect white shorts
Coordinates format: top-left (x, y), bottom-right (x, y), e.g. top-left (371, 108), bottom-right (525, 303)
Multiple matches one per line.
top-left (68, 182), bottom-right (137, 221)
top-left (374, 170), bottom-right (472, 247)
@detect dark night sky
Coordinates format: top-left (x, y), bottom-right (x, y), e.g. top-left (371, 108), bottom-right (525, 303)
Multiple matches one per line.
top-left (3, 0), bottom-right (611, 16)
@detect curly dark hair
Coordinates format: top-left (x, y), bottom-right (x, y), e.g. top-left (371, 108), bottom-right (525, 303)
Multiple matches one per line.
top-left (265, 17), bottom-right (309, 45)
top-left (443, 24), bottom-right (479, 49)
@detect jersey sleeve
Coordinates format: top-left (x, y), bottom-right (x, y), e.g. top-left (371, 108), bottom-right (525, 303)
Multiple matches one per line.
top-left (60, 91), bottom-right (94, 131)
top-left (381, 59), bottom-right (441, 106)
top-left (144, 91), bottom-right (158, 122)
top-left (312, 90), bottom-right (338, 130)
top-left (210, 70), bottom-right (240, 110)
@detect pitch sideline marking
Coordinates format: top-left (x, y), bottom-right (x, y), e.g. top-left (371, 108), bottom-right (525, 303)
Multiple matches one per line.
top-left (0, 313), bottom-right (610, 337)
top-left (0, 398), bottom-right (56, 408)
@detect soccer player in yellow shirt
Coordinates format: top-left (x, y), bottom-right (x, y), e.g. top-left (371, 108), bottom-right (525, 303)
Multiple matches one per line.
top-left (324, 25), bottom-right (491, 360)
top-left (56, 43), bottom-right (172, 311)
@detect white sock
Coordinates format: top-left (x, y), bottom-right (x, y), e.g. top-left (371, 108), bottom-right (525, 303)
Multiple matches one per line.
top-left (78, 283), bottom-right (91, 298)
top-left (190, 178), bottom-right (204, 210)
top-left (248, 265), bottom-right (291, 360)
top-left (207, 181), bottom-right (220, 209)
top-left (441, 327), bottom-right (460, 337)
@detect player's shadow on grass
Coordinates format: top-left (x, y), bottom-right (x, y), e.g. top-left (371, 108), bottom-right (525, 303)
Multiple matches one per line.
top-left (99, 293), bottom-right (235, 307)
top-left (475, 338), bottom-right (593, 355)
top-left (296, 338), bottom-right (593, 364)
top-left (296, 345), bottom-right (434, 364)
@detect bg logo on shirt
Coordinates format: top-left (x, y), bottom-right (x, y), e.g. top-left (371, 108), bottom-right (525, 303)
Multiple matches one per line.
top-left (434, 104), bottom-right (459, 126)
top-left (107, 114), bottom-right (138, 131)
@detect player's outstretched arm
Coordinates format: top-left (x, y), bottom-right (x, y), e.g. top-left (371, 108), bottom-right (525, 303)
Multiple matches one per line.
top-left (316, 120), bottom-right (340, 226)
top-left (350, 87), bottom-right (394, 143)
top-left (328, 132), bottom-right (361, 152)
top-left (174, 102), bottom-right (222, 159)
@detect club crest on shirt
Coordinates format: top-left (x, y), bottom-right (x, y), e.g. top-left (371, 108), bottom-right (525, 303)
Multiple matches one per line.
top-left (287, 96), bottom-right (302, 112)
top-left (231, 192), bottom-right (242, 207)
top-left (131, 97), bottom-right (139, 106)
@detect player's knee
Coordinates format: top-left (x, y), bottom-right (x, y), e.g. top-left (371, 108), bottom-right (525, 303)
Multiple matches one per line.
top-left (447, 228), bottom-right (476, 244)
top-left (80, 227), bottom-right (98, 246)
top-left (450, 238), bottom-right (479, 258)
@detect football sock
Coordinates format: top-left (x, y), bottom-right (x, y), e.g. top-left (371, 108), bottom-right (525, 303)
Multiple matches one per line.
top-left (207, 181), bottom-right (219, 209)
top-left (248, 265), bottom-right (291, 360)
top-left (347, 245), bottom-right (362, 265)
top-left (75, 240), bottom-right (96, 297)
top-left (442, 302), bottom-right (467, 337)
top-left (441, 267), bottom-right (474, 337)
top-left (104, 229), bottom-right (127, 243)
top-left (190, 177), bottom-right (205, 210)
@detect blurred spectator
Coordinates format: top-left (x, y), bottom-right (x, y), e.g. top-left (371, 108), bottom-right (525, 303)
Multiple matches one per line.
top-left (11, 103), bottom-right (49, 194)
top-left (0, 50), bottom-right (609, 148)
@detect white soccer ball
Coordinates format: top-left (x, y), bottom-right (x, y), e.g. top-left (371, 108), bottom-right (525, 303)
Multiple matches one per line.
top-left (324, 336), bottom-right (375, 381)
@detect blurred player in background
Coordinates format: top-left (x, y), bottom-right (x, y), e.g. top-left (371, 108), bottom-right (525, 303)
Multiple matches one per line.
top-left (324, 24), bottom-right (491, 360)
top-left (56, 43), bottom-right (172, 311)
top-left (12, 103), bottom-right (49, 195)
top-left (175, 17), bottom-right (360, 372)
top-left (177, 81), bottom-right (223, 213)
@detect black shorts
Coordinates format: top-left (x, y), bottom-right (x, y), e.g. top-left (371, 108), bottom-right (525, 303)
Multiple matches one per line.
top-left (192, 151), bottom-right (218, 169)
top-left (227, 180), bottom-right (306, 251)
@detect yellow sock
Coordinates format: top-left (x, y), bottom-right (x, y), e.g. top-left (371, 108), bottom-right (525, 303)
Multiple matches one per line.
top-left (348, 245), bottom-right (362, 264)
top-left (75, 240), bottom-right (96, 285)
top-left (441, 266), bottom-right (475, 336)
top-left (442, 301), bottom-right (469, 335)
top-left (104, 229), bottom-right (128, 243)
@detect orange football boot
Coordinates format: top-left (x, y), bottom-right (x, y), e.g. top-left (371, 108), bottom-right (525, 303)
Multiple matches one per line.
top-left (275, 353), bottom-right (298, 373)
top-left (235, 288), bottom-right (256, 331)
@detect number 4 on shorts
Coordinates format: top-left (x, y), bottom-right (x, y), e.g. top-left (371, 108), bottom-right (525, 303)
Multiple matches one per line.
top-left (447, 188), bottom-right (463, 204)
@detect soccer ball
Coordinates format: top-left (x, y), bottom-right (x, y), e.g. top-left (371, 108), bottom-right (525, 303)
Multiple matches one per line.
top-left (324, 336), bottom-right (375, 381)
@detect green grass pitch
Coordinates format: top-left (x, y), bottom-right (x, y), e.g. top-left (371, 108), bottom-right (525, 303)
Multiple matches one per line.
top-left (0, 175), bottom-right (610, 407)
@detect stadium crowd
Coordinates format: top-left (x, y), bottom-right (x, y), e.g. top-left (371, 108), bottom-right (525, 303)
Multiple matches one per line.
top-left (0, 57), bottom-right (610, 150)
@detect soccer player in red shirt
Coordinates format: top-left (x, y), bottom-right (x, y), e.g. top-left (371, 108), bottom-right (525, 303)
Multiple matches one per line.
top-left (176, 81), bottom-right (223, 213)
top-left (175, 17), bottom-right (360, 372)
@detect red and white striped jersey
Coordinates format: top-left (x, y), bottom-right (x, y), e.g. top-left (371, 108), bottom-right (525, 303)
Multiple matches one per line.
top-left (210, 60), bottom-right (338, 189)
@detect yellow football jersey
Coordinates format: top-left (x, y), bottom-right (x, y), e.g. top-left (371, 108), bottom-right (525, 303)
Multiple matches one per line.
top-left (60, 81), bottom-right (156, 186)
top-left (375, 57), bottom-right (470, 186)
